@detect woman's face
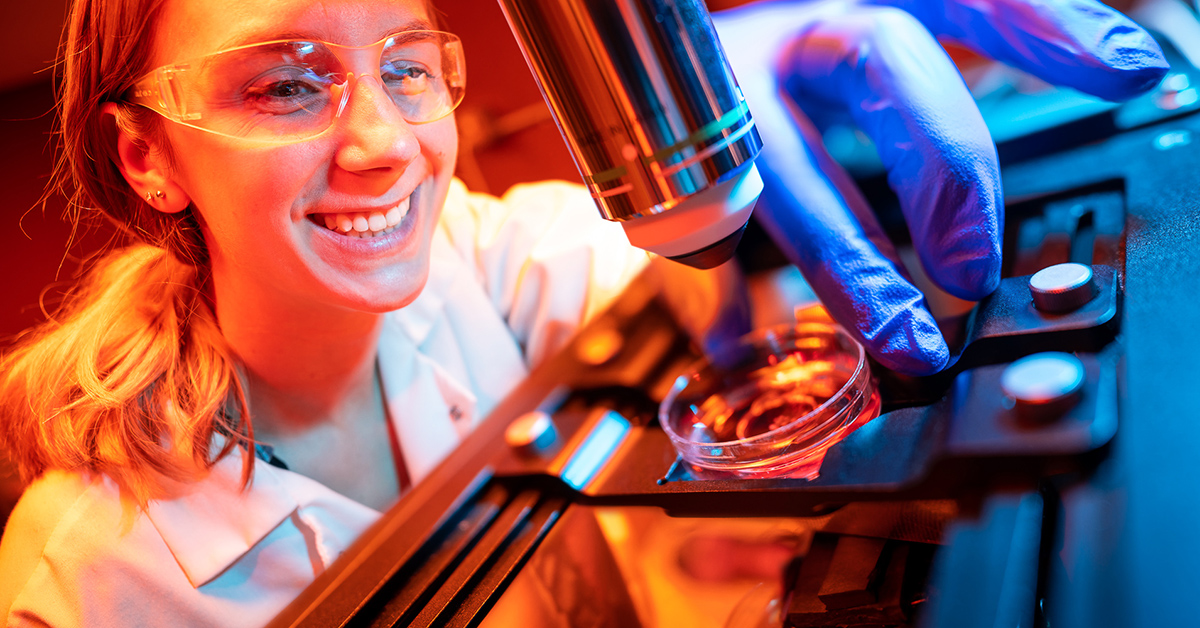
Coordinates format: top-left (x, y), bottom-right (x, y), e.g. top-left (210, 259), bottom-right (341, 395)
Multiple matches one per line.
top-left (152, 0), bottom-right (457, 315)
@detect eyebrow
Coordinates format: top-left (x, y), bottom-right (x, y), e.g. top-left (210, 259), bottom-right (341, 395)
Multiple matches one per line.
top-left (217, 18), bottom-right (437, 50)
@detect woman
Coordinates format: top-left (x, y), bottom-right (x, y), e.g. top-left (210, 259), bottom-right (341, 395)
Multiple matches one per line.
top-left (0, 0), bottom-right (652, 624)
top-left (0, 0), bottom-right (1169, 622)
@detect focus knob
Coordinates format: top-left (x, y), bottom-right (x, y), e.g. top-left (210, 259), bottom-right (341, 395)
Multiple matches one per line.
top-left (1029, 263), bottom-right (1096, 313)
top-left (1001, 352), bottom-right (1085, 423)
top-left (505, 411), bottom-right (558, 457)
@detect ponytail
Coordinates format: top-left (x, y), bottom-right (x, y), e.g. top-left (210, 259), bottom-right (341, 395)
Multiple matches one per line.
top-left (0, 245), bottom-right (252, 503)
top-left (0, 0), bottom-right (255, 503)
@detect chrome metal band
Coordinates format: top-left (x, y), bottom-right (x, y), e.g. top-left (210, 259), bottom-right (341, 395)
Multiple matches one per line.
top-left (498, 0), bottom-right (763, 222)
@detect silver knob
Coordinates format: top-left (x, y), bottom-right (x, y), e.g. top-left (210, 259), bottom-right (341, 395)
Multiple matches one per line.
top-left (575, 325), bottom-right (623, 366)
top-left (505, 411), bottom-right (558, 457)
top-left (1001, 352), bottom-right (1085, 422)
top-left (1029, 263), bottom-right (1097, 313)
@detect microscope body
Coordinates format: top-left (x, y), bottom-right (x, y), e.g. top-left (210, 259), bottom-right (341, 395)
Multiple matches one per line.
top-left (495, 0), bottom-right (764, 268)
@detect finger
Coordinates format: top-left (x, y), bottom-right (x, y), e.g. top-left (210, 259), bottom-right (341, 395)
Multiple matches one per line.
top-left (782, 6), bottom-right (1003, 301)
top-left (876, 0), bottom-right (1169, 101)
top-left (745, 75), bottom-right (949, 375)
top-left (650, 257), bottom-right (753, 357)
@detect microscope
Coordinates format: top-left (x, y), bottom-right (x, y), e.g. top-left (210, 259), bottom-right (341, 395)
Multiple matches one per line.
top-left (267, 0), bottom-right (1200, 626)
top-left (497, 0), bottom-right (764, 269)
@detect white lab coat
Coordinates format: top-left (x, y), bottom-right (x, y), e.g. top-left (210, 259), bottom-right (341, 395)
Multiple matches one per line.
top-left (0, 179), bottom-right (649, 628)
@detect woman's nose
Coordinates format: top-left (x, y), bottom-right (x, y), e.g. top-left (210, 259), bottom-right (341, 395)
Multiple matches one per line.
top-left (331, 75), bottom-right (421, 176)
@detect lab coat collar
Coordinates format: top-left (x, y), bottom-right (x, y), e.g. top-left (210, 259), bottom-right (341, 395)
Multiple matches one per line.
top-left (143, 453), bottom-right (300, 588)
top-left (378, 307), bottom-right (479, 485)
top-left (140, 248), bottom-right (469, 588)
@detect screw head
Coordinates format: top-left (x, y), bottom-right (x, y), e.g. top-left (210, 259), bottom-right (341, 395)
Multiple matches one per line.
top-left (505, 410), bottom-right (558, 456)
top-left (1029, 263), bottom-right (1096, 313)
top-left (1001, 352), bottom-right (1085, 422)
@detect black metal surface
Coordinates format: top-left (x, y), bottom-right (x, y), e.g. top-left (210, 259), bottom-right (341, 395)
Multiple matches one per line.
top-left (918, 66), bottom-right (1200, 628)
top-left (442, 497), bottom-right (564, 627)
top-left (919, 491), bottom-right (1045, 628)
top-left (407, 490), bottom-right (539, 626)
top-left (874, 263), bottom-right (1119, 408)
top-left (362, 483), bottom-right (509, 626)
top-left (1016, 108), bottom-right (1200, 628)
top-left (561, 342), bottom-right (1115, 518)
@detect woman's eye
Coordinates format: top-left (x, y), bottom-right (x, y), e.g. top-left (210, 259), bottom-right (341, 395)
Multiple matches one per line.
top-left (246, 79), bottom-right (321, 102)
top-left (256, 80), bottom-right (318, 99)
top-left (240, 69), bottom-right (330, 114)
top-left (382, 64), bottom-right (433, 95)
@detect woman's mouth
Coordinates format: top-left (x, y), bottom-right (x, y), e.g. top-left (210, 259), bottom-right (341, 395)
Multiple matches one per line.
top-left (308, 197), bottom-right (411, 238)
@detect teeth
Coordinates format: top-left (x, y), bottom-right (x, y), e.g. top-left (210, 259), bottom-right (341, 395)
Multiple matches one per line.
top-left (314, 197), bottom-right (413, 239)
top-left (386, 198), bottom-right (410, 227)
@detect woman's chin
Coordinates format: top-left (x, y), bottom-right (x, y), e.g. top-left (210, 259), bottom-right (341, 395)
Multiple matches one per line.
top-left (323, 266), bottom-right (431, 315)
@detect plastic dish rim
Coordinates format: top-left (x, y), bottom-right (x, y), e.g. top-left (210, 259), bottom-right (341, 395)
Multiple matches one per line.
top-left (658, 321), bottom-right (871, 454)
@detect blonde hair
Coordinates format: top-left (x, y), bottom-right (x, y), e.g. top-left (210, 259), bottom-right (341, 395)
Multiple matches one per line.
top-left (0, 247), bottom-right (251, 502)
top-left (0, 0), bottom-right (253, 502)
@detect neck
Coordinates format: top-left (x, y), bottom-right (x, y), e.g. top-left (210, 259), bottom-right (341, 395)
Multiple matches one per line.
top-left (211, 270), bottom-right (385, 437)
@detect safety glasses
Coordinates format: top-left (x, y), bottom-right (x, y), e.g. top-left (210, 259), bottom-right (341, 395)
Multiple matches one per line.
top-left (124, 30), bottom-right (466, 143)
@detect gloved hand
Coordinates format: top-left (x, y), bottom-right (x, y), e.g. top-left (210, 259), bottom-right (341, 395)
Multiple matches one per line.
top-left (712, 0), bottom-right (1168, 375)
top-left (649, 256), bottom-right (752, 358)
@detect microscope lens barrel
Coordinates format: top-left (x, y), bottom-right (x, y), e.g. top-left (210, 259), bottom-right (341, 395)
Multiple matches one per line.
top-left (497, 0), bottom-right (764, 266)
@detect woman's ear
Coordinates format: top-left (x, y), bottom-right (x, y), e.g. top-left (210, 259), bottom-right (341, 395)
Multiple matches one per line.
top-left (103, 103), bottom-right (191, 214)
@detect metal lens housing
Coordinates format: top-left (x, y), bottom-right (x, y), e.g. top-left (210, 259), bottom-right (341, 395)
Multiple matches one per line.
top-left (498, 0), bottom-right (764, 267)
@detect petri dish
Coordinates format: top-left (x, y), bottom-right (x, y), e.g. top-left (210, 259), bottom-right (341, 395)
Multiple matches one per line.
top-left (660, 322), bottom-right (880, 480)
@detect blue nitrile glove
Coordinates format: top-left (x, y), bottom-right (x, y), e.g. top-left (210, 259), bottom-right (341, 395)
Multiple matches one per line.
top-left (712, 0), bottom-right (1168, 375)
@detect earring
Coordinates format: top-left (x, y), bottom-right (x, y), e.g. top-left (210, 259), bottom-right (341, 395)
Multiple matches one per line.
top-left (145, 190), bottom-right (166, 202)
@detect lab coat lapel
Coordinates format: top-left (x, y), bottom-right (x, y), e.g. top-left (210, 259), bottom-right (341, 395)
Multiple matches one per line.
top-left (379, 224), bottom-right (478, 483)
top-left (398, 221), bottom-right (528, 422)
top-left (377, 319), bottom-right (476, 484)
top-left (143, 453), bottom-right (299, 588)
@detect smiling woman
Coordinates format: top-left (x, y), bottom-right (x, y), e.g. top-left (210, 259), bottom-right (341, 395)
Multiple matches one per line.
top-left (0, 0), bottom-right (649, 624)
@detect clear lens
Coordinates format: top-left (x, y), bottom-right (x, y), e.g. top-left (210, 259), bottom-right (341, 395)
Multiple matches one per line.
top-left (379, 33), bottom-right (462, 123)
top-left (189, 41), bottom-right (341, 139)
top-left (127, 31), bottom-right (466, 142)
